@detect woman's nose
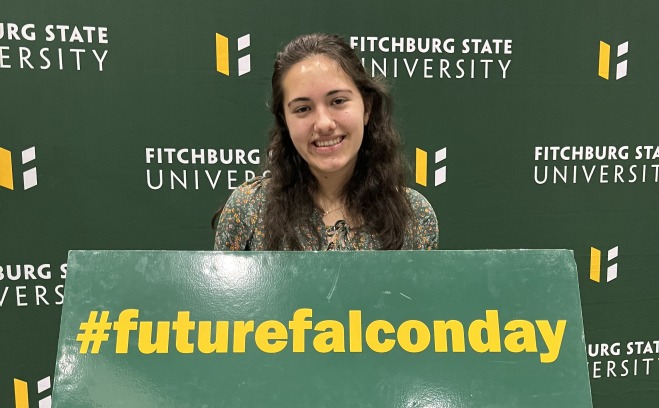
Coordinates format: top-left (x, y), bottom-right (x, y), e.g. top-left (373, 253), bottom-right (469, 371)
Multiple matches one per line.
top-left (313, 106), bottom-right (336, 134)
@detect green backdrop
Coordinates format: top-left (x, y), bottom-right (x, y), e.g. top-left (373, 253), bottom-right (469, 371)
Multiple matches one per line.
top-left (1, 0), bottom-right (658, 406)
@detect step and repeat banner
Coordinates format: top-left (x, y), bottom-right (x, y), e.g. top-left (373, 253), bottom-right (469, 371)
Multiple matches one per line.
top-left (1, 0), bottom-right (657, 406)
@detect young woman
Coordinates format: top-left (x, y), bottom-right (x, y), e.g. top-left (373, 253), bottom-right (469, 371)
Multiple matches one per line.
top-left (214, 33), bottom-right (438, 251)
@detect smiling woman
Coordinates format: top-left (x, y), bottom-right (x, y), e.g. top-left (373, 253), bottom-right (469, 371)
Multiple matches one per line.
top-left (213, 33), bottom-right (438, 251)
top-left (283, 54), bottom-right (368, 189)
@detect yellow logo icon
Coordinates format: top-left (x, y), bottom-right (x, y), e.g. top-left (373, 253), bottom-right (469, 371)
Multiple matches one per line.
top-left (0, 146), bottom-right (37, 190)
top-left (415, 147), bottom-right (446, 187)
top-left (12, 376), bottom-right (51, 408)
top-left (590, 246), bottom-right (618, 282)
top-left (216, 33), bottom-right (251, 76)
top-left (598, 41), bottom-right (628, 80)
top-left (0, 147), bottom-right (15, 190)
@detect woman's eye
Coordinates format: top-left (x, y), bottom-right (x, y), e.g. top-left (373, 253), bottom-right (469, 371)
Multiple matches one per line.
top-left (332, 98), bottom-right (347, 105)
top-left (293, 106), bottom-right (310, 114)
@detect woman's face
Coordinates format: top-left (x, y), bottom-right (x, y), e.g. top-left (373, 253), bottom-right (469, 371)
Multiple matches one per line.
top-left (282, 55), bottom-right (369, 182)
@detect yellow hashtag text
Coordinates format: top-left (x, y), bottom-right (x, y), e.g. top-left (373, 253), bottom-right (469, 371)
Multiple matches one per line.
top-left (77, 308), bottom-right (567, 363)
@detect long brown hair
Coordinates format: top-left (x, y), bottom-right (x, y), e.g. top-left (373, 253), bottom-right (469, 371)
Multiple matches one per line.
top-left (262, 33), bottom-right (413, 249)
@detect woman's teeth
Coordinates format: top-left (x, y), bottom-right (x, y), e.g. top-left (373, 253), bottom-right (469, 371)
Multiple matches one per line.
top-left (315, 137), bottom-right (342, 147)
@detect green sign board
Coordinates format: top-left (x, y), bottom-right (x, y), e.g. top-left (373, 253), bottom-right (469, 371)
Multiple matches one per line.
top-left (53, 250), bottom-right (591, 407)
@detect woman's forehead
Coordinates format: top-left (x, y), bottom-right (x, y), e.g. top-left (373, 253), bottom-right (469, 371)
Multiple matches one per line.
top-left (282, 55), bottom-right (356, 97)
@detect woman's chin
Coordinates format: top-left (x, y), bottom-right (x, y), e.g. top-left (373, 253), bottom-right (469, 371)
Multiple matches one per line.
top-left (309, 162), bottom-right (353, 179)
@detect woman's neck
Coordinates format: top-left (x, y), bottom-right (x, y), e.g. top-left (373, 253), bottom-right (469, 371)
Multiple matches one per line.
top-left (312, 162), bottom-right (354, 205)
top-left (313, 173), bottom-right (350, 226)
top-left (315, 180), bottom-right (344, 210)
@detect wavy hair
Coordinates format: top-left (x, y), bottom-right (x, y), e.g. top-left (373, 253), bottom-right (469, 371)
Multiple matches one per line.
top-left (262, 33), bottom-right (413, 250)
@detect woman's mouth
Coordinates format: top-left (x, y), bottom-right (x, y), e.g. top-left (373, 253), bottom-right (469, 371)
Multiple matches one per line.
top-left (313, 136), bottom-right (344, 147)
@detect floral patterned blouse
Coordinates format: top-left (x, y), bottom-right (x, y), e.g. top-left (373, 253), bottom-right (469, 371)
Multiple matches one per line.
top-left (214, 178), bottom-right (438, 251)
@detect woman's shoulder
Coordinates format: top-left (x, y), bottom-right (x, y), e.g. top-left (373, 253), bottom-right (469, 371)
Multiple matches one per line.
top-left (221, 177), bottom-right (269, 216)
top-left (229, 176), bottom-right (269, 201)
top-left (403, 187), bottom-right (439, 250)
top-left (404, 187), bottom-right (438, 224)
top-left (238, 175), bottom-right (270, 191)
top-left (404, 187), bottom-right (433, 211)
top-left (215, 177), bottom-right (269, 251)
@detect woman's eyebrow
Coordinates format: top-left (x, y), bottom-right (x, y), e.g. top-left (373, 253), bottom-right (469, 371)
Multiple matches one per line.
top-left (287, 97), bottom-right (311, 107)
top-left (327, 89), bottom-right (353, 96)
top-left (287, 89), bottom-right (354, 107)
